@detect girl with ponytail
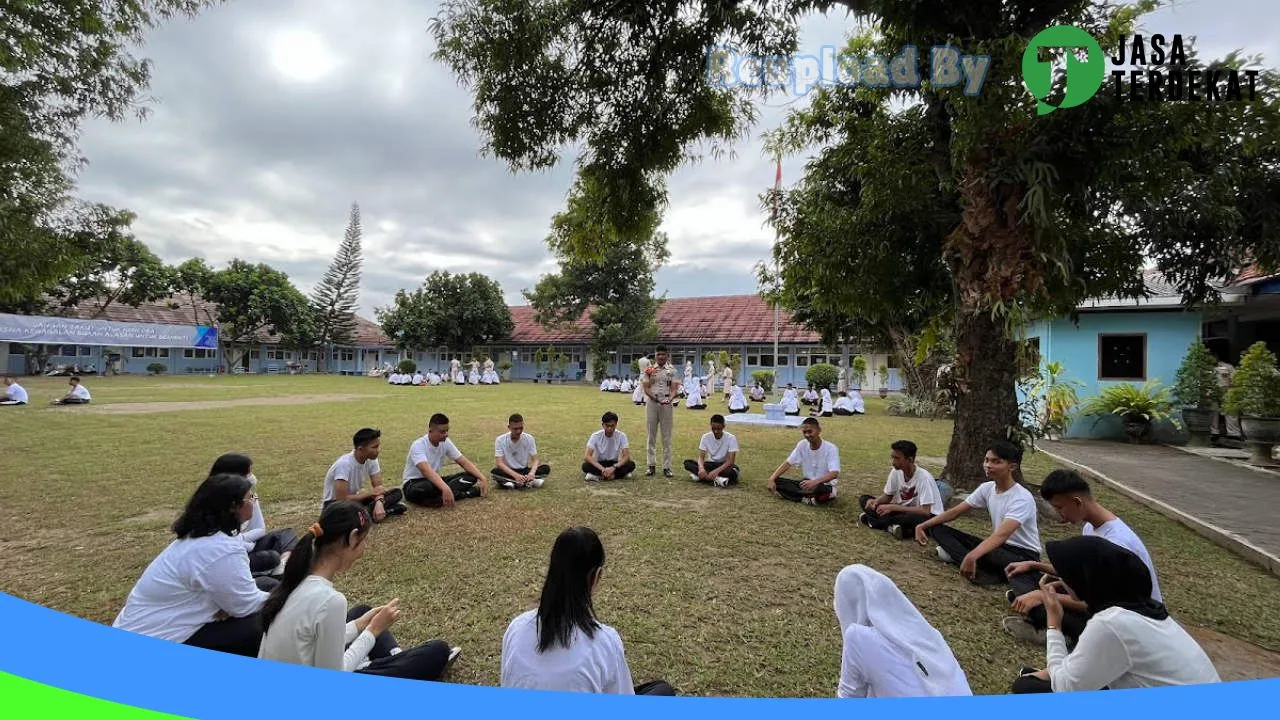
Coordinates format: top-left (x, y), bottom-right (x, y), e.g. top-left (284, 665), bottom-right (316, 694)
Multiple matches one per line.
top-left (258, 501), bottom-right (460, 680)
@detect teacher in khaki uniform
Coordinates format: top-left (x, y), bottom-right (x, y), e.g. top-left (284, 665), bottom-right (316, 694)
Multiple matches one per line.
top-left (642, 345), bottom-right (681, 477)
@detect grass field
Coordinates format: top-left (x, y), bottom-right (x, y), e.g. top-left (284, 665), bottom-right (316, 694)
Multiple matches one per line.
top-left (4, 374), bottom-right (1280, 697)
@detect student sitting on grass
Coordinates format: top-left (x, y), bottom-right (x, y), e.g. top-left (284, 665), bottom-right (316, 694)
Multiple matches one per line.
top-left (683, 414), bottom-right (740, 487)
top-left (1011, 536), bottom-right (1218, 694)
top-left (402, 413), bottom-right (490, 507)
top-left (726, 381), bottom-right (750, 413)
top-left (258, 501), bottom-right (460, 680)
top-left (492, 413), bottom-right (551, 489)
top-left (209, 453), bottom-right (298, 580)
top-left (913, 440), bottom-right (1042, 586)
top-left (1, 375), bottom-right (28, 405)
top-left (834, 564), bottom-right (972, 698)
top-left (1002, 469), bottom-right (1163, 646)
top-left (582, 411), bottom-right (637, 481)
top-left (114, 474), bottom-right (270, 657)
top-left (51, 376), bottom-right (90, 405)
top-left (322, 428), bottom-right (407, 521)
top-left (858, 440), bottom-right (943, 539)
top-left (501, 526), bottom-right (676, 695)
top-left (767, 417), bottom-right (839, 505)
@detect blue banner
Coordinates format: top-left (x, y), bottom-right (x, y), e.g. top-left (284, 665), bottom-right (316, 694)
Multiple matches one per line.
top-left (0, 313), bottom-right (218, 349)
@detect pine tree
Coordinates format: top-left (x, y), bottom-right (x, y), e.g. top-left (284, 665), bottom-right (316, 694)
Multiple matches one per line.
top-left (311, 203), bottom-right (363, 369)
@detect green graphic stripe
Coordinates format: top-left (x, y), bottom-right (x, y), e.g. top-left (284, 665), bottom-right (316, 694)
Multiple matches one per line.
top-left (0, 671), bottom-right (191, 719)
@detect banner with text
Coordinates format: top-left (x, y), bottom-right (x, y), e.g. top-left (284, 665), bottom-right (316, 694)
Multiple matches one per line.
top-left (0, 314), bottom-right (218, 349)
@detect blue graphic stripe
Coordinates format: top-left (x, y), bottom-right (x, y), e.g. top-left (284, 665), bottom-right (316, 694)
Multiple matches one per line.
top-left (0, 591), bottom-right (1275, 718)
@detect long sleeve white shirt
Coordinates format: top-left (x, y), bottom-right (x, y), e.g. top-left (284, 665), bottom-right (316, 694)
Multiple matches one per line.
top-left (1047, 607), bottom-right (1220, 691)
top-left (258, 575), bottom-right (376, 672)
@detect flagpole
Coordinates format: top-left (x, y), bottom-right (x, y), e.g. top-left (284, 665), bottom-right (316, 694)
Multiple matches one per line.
top-left (772, 153), bottom-right (782, 398)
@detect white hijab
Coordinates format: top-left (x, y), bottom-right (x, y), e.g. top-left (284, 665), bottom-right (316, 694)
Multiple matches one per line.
top-left (833, 565), bottom-right (970, 697)
top-left (728, 385), bottom-right (747, 409)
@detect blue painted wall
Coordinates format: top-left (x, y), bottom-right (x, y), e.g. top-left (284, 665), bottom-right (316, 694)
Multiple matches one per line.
top-left (1022, 310), bottom-right (1203, 440)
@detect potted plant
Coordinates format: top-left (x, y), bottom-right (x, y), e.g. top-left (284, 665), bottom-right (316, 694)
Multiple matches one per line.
top-left (1172, 341), bottom-right (1225, 447)
top-left (851, 355), bottom-right (867, 390)
top-left (877, 364), bottom-right (890, 398)
top-left (1027, 361), bottom-right (1084, 440)
top-left (1223, 341), bottom-right (1280, 466)
top-left (1080, 380), bottom-right (1179, 443)
top-left (751, 370), bottom-right (776, 392)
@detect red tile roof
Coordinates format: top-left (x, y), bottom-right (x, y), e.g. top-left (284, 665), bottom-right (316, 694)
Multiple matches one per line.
top-left (40, 294), bottom-right (821, 348)
top-left (509, 295), bottom-right (820, 346)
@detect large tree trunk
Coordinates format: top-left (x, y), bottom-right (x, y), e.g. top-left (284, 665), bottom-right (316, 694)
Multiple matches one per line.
top-left (942, 164), bottom-right (1037, 489)
top-left (944, 309), bottom-right (1020, 489)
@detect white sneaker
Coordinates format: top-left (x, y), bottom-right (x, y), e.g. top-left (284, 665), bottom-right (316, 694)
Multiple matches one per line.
top-left (585, 473), bottom-right (600, 482)
top-left (1003, 616), bottom-right (1048, 645)
top-left (447, 646), bottom-right (462, 664)
top-left (936, 546), bottom-right (953, 563)
top-left (714, 477), bottom-right (729, 488)
top-left (531, 478), bottom-right (545, 488)
top-left (689, 473), bottom-right (699, 482)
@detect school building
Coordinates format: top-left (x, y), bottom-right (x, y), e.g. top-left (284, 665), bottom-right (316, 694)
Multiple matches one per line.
top-left (2, 294), bottom-right (905, 390)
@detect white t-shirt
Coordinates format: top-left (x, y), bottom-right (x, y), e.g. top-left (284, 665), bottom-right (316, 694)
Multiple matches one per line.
top-left (963, 481), bottom-right (1041, 554)
top-left (586, 429), bottom-right (629, 462)
top-left (70, 384), bottom-right (90, 400)
top-left (786, 439), bottom-right (840, 485)
top-left (322, 451), bottom-right (381, 503)
top-left (1047, 607), bottom-right (1220, 691)
top-left (5, 383), bottom-right (28, 403)
top-left (1084, 519), bottom-right (1162, 602)
top-left (883, 466), bottom-right (943, 515)
top-left (698, 431), bottom-right (739, 464)
top-left (501, 609), bottom-right (634, 694)
top-left (403, 436), bottom-right (463, 481)
top-left (259, 575), bottom-right (376, 672)
top-left (496, 432), bottom-right (538, 469)
top-left (412, 373), bottom-right (424, 384)
top-left (113, 533), bottom-right (268, 643)
top-left (839, 624), bottom-right (969, 698)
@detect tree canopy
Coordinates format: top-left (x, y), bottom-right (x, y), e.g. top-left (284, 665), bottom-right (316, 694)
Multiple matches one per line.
top-left (376, 270), bottom-right (514, 352)
top-left (198, 260), bottom-right (317, 366)
top-left (311, 203), bottom-right (364, 361)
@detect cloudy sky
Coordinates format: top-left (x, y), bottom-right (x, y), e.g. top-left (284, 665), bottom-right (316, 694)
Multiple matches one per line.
top-left (74, 0), bottom-right (1277, 318)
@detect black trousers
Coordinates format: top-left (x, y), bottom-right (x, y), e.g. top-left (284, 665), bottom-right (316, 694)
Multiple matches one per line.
top-left (857, 495), bottom-right (931, 534)
top-left (774, 477), bottom-right (835, 505)
top-left (581, 459), bottom-right (636, 479)
top-left (184, 613), bottom-right (263, 657)
top-left (927, 524), bottom-right (1041, 585)
top-left (403, 473), bottom-right (480, 507)
top-left (491, 464), bottom-right (551, 486)
top-left (1011, 674), bottom-right (1052, 694)
top-left (635, 680), bottom-right (677, 695)
top-left (324, 488), bottom-right (406, 515)
top-left (247, 529), bottom-right (299, 576)
top-left (347, 605), bottom-right (451, 681)
top-left (683, 459), bottom-right (739, 484)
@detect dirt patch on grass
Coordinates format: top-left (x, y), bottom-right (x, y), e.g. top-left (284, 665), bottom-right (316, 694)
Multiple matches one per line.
top-left (1185, 625), bottom-right (1280, 681)
top-left (68, 394), bottom-right (380, 414)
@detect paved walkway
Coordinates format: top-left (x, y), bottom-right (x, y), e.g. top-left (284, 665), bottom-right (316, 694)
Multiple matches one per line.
top-left (1039, 439), bottom-right (1280, 577)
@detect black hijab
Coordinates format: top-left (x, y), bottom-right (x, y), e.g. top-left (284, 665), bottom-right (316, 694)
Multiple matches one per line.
top-left (1046, 535), bottom-right (1169, 621)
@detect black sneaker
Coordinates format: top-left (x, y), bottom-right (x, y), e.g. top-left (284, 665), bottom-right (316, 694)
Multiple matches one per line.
top-left (663, 468), bottom-right (673, 478)
top-left (888, 524), bottom-right (905, 540)
top-left (858, 512), bottom-right (873, 529)
top-left (1006, 589), bottom-right (1017, 604)
top-left (385, 503), bottom-right (408, 516)
top-left (646, 465), bottom-right (656, 477)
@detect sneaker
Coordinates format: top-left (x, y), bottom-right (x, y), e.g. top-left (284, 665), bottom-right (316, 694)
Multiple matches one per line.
top-left (1018, 665), bottom-right (1039, 677)
top-left (801, 497), bottom-right (816, 505)
top-left (494, 479), bottom-right (515, 489)
top-left (888, 524), bottom-right (905, 540)
top-left (447, 646), bottom-right (462, 664)
top-left (713, 476), bottom-right (729, 488)
top-left (386, 503), bottom-right (408, 516)
top-left (530, 478), bottom-right (545, 488)
top-left (689, 473), bottom-right (700, 482)
top-left (663, 468), bottom-right (673, 478)
top-left (858, 512), bottom-right (873, 529)
top-left (1005, 589), bottom-right (1017, 604)
top-left (1003, 616), bottom-right (1047, 645)
top-left (646, 465), bottom-right (656, 477)
top-left (936, 546), bottom-right (953, 563)
top-left (584, 473), bottom-right (600, 482)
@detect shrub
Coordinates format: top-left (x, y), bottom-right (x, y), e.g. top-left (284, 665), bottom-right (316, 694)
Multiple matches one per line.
top-left (851, 356), bottom-right (867, 388)
top-left (1172, 341), bottom-right (1224, 409)
top-left (887, 394), bottom-right (940, 418)
top-left (1224, 341), bottom-right (1280, 417)
top-left (397, 359), bottom-right (417, 374)
top-left (146, 362), bottom-right (166, 375)
top-left (806, 362), bottom-right (838, 390)
top-left (751, 370), bottom-right (775, 391)
top-left (1081, 380), bottom-right (1179, 428)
